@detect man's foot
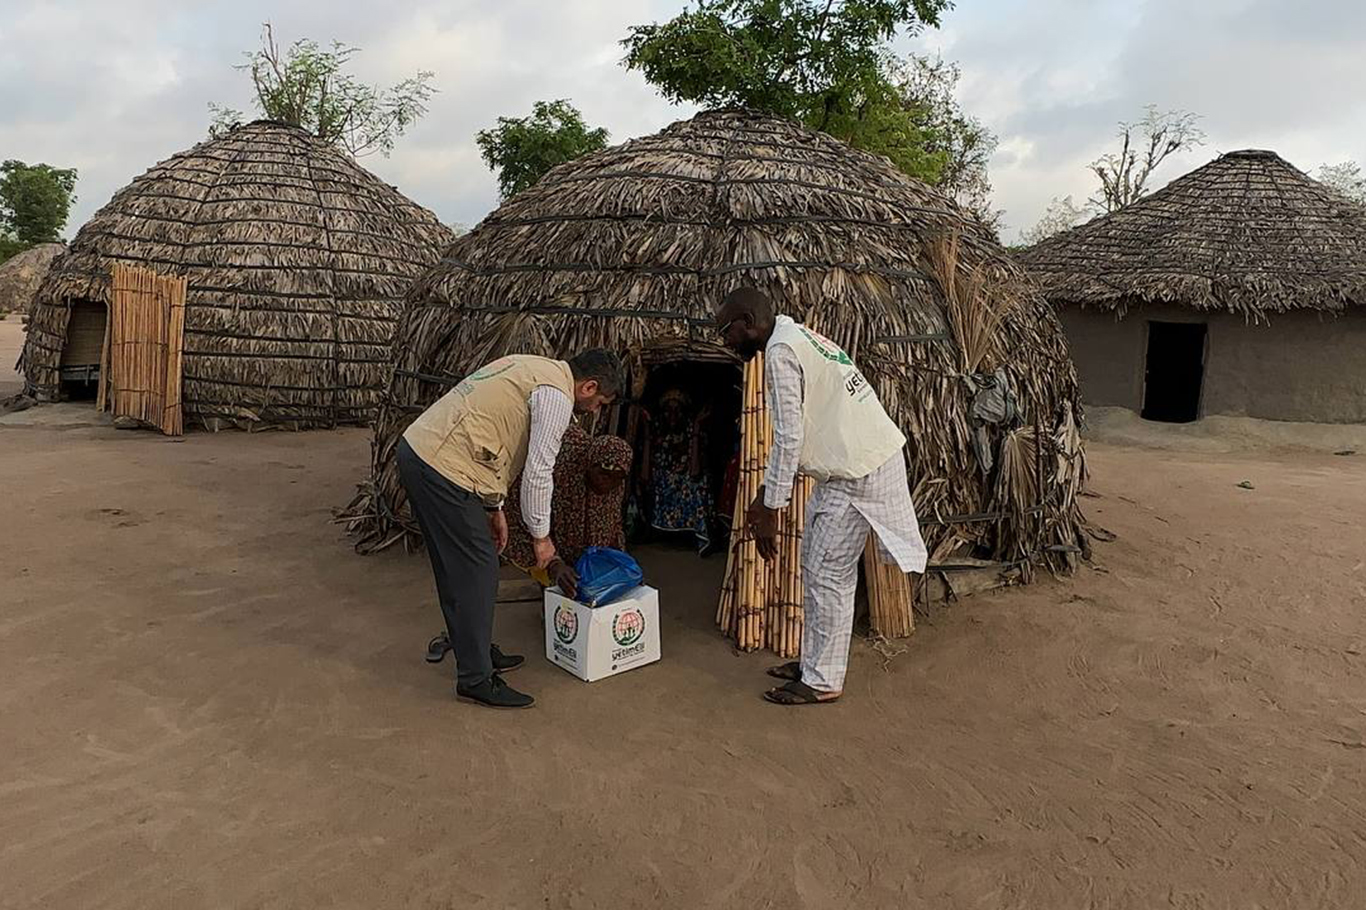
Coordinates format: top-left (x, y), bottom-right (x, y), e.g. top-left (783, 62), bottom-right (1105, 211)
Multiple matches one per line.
top-left (427, 638), bottom-right (523, 671)
top-left (762, 680), bottom-right (841, 706)
top-left (456, 674), bottom-right (535, 709)
top-left (765, 661), bottom-right (802, 682)
top-left (491, 643), bottom-right (525, 672)
top-left (425, 633), bottom-right (452, 664)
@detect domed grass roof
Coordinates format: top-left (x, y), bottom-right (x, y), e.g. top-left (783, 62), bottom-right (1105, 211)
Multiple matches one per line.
top-left (1020, 149), bottom-right (1366, 318)
top-left (351, 109), bottom-right (1086, 568)
top-left (22, 121), bottom-right (453, 428)
top-left (0, 243), bottom-right (63, 315)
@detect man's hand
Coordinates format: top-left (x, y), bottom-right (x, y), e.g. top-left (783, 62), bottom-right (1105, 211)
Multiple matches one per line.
top-left (747, 487), bottom-right (779, 562)
top-left (549, 558), bottom-right (579, 600)
top-left (532, 536), bottom-right (557, 569)
top-left (488, 509), bottom-right (509, 554)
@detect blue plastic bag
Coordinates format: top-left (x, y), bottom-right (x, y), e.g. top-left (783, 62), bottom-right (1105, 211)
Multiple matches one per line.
top-left (574, 547), bottom-right (644, 608)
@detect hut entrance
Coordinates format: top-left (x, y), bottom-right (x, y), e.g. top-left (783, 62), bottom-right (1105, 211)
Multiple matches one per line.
top-left (1142, 321), bottom-right (1206, 423)
top-left (623, 348), bottom-right (743, 557)
top-left (58, 300), bottom-right (108, 399)
top-left (94, 264), bottom-right (188, 435)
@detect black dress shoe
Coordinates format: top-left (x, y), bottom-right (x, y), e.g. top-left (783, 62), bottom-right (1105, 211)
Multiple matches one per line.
top-left (425, 633), bottom-right (452, 664)
top-left (456, 674), bottom-right (535, 709)
top-left (491, 643), bottom-right (525, 672)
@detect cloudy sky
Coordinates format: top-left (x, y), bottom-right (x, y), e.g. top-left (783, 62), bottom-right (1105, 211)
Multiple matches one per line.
top-left (3, 0), bottom-right (1363, 242)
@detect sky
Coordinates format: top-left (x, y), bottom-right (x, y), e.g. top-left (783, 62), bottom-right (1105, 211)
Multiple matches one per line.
top-left (2, 0), bottom-right (1363, 242)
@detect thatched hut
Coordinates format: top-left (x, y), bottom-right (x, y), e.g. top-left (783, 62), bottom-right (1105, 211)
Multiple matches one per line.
top-left (348, 109), bottom-right (1087, 618)
top-left (1021, 150), bottom-right (1366, 424)
top-left (20, 121), bottom-right (452, 430)
top-left (0, 243), bottom-right (64, 316)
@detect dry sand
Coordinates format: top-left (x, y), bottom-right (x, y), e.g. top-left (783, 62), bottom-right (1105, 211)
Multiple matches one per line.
top-left (3, 404), bottom-right (1365, 909)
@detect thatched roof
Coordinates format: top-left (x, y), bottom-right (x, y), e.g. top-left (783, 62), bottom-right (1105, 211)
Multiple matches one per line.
top-left (1020, 149), bottom-right (1366, 318)
top-left (20, 121), bottom-right (453, 429)
top-left (349, 109), bottom-right (1087, 571)
top-left (0, 243), bottom-right (64, 314)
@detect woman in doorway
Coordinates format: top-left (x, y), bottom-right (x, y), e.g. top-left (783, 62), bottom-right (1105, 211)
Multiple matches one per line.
top-left (426, 426), bottom-right (633, 664)
top-left (638, 387), bottom-right (715, 555)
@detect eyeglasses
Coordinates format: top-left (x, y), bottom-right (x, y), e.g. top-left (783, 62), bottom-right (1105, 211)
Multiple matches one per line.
top-left (716, 316), bottom-right (746, 339)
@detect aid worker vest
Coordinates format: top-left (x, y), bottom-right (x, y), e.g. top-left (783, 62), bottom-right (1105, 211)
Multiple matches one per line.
top-left (765, 316), bottom-right (906, 481)
top-left (403, 355), bottom-right (576, 502)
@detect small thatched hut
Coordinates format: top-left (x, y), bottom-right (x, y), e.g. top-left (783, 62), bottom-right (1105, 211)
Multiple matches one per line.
top-left (0, 243), bottom-right (64, 315)
top-left (1021, 150), bottom-right (1366, 424)
top-left (349, 110), bottom-right (1088, 607)
top-left (20, 121), bottom-right (452, 430)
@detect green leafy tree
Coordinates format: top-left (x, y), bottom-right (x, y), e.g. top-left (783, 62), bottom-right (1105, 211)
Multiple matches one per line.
top-left (622, 0), bottom-right (954, 183)
top-left (476, 100), bottom-right (610, 200)
top-left (0, 160), bottom-right (78, 262)
top-left (209, 23), bottom-right (435, 157)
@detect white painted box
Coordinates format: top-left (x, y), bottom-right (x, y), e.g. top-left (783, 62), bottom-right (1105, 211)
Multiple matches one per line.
top-left (544, 585), bottom-right (661, 682)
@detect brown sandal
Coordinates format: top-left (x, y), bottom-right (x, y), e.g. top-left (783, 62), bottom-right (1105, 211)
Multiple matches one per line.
top-left (763, 680), bottom-right (841, 705)
top-left (765, 661), bottom-right (802, 681)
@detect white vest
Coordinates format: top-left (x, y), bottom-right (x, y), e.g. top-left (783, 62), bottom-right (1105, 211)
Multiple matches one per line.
top-left (766, 316), bottom-right (907, 481)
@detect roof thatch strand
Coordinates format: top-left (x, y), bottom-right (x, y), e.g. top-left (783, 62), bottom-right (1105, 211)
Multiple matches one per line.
top-left (345, 110), bottom-right (1088, 573)
top-left (1020, 149), bottom-right (1366, 318)
top-left (19, 121), bottom-right (453, 429)
top-left (0, 243), bottom-right (64, 314)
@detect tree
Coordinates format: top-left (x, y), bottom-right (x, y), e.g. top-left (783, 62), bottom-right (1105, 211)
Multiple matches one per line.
top-left (621, 0), bottom-right (954, 183)
top-left (1316, 161), bottom-right (1366, 206)
top-left (892, 55), bottom-right (1000, 229)
top-left (0, 160), bottom-right (78, 257)
top-left (209, 23), bottom-right (435, 157)
top-left (1019, 195), bottom-right (1089, 246)
top-left (476, 100), bottom-right (610, 200)
top-left (1088, 106), bottom-right (1204, 213)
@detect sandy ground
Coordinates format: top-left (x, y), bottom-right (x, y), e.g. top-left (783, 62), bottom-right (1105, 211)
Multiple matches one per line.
top-left (1, 320), bottom-right (23, 397)
top-left (3, 404), bottom-right (1366, 909)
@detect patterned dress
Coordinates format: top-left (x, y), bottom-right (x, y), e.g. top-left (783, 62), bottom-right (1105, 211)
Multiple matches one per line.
top-left (648, 426), bottom-right (712, 551)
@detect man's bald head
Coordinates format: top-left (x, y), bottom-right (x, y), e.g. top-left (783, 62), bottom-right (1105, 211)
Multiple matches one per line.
top-left (715, 286), bottom-right (777, 361)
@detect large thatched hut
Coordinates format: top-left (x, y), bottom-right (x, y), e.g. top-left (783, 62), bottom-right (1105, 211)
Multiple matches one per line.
top-left (0, 243), bottom-right (64, 315)
top-left (20, 121), bottom-right (452, 430)
top-left (1021, 150), bottom-right (1366, 424)
top-left (348, 109), bottom-right (1087, 622)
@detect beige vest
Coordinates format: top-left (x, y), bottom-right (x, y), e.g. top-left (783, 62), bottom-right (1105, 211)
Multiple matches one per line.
top-left (403, 355), bottom-right (576, 501)
top-left (766, 317), bottom-right (906, 481)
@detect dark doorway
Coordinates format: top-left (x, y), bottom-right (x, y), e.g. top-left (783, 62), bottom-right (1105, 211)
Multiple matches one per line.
top-left (58, 299), bottom-right (107, 400)
top-left (1142, 321), bottom-right (1206, 423)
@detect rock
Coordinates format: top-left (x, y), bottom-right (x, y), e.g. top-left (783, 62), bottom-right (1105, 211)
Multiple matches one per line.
top-left (112, 416), bottom-right (142, 430)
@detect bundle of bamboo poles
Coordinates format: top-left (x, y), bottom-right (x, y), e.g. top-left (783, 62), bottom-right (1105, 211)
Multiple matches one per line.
top-left (716, 354), bottom-right (811, 656)
top-left (863, 538), bottom-right (915, 638)
top-left (716, 354), bottom-right (916, 656)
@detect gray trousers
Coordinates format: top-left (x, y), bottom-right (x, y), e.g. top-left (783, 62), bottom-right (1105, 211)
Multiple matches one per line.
top-left (396, 439), bottom-right (498, 688)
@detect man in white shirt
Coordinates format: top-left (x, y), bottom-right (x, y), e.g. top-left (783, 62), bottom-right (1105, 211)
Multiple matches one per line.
top-left (398, 349), bottom-right (622, 709)
top-left (716, 288), bottom-right (927, 705)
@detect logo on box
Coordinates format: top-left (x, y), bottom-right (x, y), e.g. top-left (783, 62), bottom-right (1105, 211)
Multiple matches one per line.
top-left (611, 608), bottom-right (645, 646)
top-left (554, 605), bottom-right (579, 644)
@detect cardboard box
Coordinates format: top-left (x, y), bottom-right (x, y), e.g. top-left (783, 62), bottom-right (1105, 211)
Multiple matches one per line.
top-left (544, 586), bottom-right (661, 682)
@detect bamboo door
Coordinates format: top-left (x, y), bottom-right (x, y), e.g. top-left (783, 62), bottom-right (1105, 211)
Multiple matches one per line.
top-left (99, 264), bottom-right (188, 436)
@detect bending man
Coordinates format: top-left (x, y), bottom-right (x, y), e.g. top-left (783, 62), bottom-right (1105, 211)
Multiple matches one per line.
top-left (716, 288), bottom-right (926, 705)
top-left (397, 349), bottom-right (622, 709)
